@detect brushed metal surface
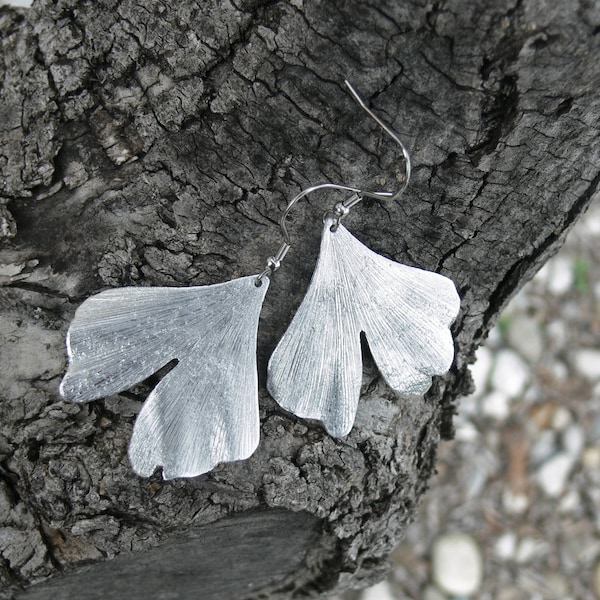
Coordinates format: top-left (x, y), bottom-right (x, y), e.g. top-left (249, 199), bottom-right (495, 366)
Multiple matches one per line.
top-left (60, 275), bottom-right (269, 479)
top-left (268, 218), bottom-right (460, 437)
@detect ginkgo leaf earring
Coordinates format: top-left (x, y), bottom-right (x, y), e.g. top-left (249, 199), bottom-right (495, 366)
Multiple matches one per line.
top-left (267, 82), bottom-right (461, 437)
top-left (61, 277), bottom-right (269, 479)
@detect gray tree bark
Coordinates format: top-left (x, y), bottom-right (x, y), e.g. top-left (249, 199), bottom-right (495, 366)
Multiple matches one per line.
top-left (0, 0), bottom-right (599, 598)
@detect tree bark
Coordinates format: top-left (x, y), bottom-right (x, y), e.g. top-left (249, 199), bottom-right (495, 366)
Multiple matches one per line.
top-left (1, 0), bottom-right (599, 598)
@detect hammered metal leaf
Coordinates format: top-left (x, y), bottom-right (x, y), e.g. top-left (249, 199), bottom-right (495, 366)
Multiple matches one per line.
top-left (60, 275), bottom-right (269, 479)
top-left (268, 218), bottom-right (460, 437)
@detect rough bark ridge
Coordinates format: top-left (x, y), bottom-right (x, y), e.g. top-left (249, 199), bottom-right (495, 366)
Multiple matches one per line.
top-left (1, 0), bottom-right (599, 598)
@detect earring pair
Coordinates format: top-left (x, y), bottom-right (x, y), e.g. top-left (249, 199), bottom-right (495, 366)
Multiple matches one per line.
top-left (59, 82), bottom-right (460, 480)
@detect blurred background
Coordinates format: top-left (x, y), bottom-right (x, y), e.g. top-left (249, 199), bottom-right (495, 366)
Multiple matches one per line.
top-left (335, 196), bottom-right (600, 600)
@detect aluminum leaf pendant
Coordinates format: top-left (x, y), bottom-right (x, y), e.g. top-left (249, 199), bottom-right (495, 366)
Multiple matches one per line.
top-left (268, 218), bottom-right (460, 438)
top-left (60, 275), bottom-right (269, 479)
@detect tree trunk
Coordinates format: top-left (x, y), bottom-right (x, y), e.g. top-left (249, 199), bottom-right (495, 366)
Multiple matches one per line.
top-left (1, 0), bottom-right (599, 598)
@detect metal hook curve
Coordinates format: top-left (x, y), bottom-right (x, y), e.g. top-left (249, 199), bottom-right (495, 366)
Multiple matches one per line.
top-left (279, 80), bottom-right (411, 245)
top-left (343, 80), bottom-right (412, 200)
top-left (256, 80), bottom-right (411, 284)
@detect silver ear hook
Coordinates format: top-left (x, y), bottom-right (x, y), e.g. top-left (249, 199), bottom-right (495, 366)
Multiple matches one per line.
top-left (256, 80), bottom-right (411, 286)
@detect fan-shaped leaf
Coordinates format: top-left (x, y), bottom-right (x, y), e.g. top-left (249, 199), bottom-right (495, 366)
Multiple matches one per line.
top-left (268, 219), bottom-right (460, 437)
top-left (60, 275), bottom-right (269, 479)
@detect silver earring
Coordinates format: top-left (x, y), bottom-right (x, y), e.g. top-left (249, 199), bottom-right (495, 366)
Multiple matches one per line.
top-left (267, 81), bottom-right (461, 437)
top-left (60, 277), bottom-right (270, 479)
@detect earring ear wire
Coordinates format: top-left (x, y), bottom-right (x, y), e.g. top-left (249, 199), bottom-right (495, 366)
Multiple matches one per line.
top-left (267, 84), bottom-right (459, 437)
top-left (255, 80), bottom-right (411, 285)
top-left (342, 79), bottom-right (412, 202)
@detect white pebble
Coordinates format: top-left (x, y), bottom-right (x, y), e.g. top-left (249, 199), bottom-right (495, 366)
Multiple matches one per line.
top-left (481, 390), bottom-right (511, 420)
top-left (362, 580), bottom-right (395, 600)
top-left (562, 424), bottom-right (585, 461)
top-left (572, 349), bottom-right (600, 381)
top-left (545, 256), bottom-right (574, 296)
top-left (515, 536), bottom-right (541, 564)
top-left (582, 203), bottom-right (600, 236)
top-left (502, 489), bottom-right (529, 515)
top-left (549, 360), bottom-right (569, 381)
top-left (535, 452), bottom-right (573, 497)
top-left (469, 346), bottom-right (493, 398)
top-left (432, 532), bottom-right (483, 596)
top-left (551, 406), bottom-right (573, 431)
top-left (455, 419), bottom-right (480, 443)
top-left (495, 532), bottom-right (517, 560)
top-left (507, 314), bottom-right (544, 363)
top-left (559, 489), bottom-right (581, 513)
top-left (491, 349), bottom-right (530, 398)
top-left (583, 446), bottom-right (600, 469)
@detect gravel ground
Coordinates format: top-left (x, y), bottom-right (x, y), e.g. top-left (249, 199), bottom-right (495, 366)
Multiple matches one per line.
top-left (335, 196), bottom-right (600, 600)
